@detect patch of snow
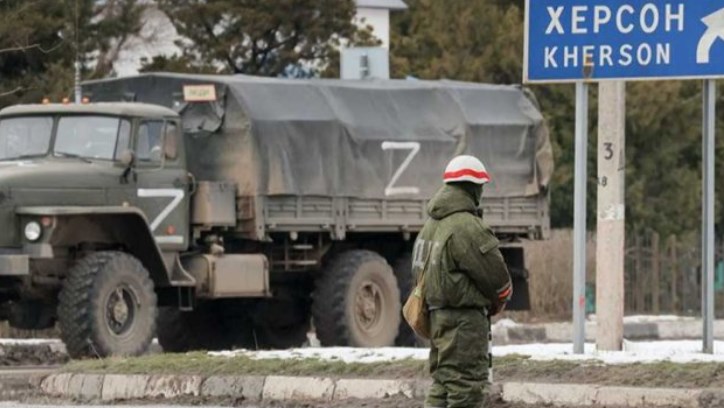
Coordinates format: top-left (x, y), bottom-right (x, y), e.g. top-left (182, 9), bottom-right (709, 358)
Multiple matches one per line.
top-left (211, 340), bottom-right (724, 365)
top-left (585, 314), bottom-right (693, 323)
top-left (0, 339), bottom-right (61, 346)
top-left (622, 315), bottom-right (695, 323)
top-left (210, 347), bottom-right (429, 363)
top-left (492, 318), bottom-right (519, 329)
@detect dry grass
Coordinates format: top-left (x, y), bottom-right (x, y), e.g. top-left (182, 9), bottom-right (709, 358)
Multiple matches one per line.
top-left (512, 229), bottom-right (597, 321)
top-left (65, 352), bottom-right (428, 379)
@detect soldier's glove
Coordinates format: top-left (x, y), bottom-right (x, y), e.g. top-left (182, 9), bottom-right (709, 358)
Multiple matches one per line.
top-left (490, 301), bottom-right (506, 316)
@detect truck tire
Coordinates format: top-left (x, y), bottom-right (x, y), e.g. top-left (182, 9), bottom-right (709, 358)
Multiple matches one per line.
top-left (58, 251), bottom-right (157, 359)
top-left (313, 250), bottom-right (401, 347)
top-left (393, 252), bottom-right (418, 347)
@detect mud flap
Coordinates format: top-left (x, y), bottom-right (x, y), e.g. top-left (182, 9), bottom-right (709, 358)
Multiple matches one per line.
top-left (500, 246), bottom-right (530, 311)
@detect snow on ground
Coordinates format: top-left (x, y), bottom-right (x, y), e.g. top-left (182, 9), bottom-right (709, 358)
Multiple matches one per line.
top-left (494, 340), bottom-right (724, 364)
top-left (0, 339), bottom-right (61, 346)
top-left (620, 315), bottom-right (696, 324)
top-left (211, 340), bottom-right (724, 365)
top-left (492, 318), bottom-right (519, 329)
top-left (211, 347), bottom-right (429, 363)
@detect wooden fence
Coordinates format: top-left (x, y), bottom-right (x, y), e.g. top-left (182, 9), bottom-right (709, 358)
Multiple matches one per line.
top-left (624, 231), bottom-right (720, 316)
top-left (521, 229), bottom-right (715, 320)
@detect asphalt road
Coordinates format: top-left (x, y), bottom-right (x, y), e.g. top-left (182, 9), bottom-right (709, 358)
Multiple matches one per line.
top-left (0, 400), bottom-right (619, 408)
top-left (0, 405), bottom-right (225, 408)
top-left (0, 404), bottom-right (417, 408)
top-left (0, 405), bottom-right (230, 408)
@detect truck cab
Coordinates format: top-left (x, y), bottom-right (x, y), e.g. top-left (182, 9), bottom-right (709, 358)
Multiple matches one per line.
top-left (0, 103), bottom-right (189, 357)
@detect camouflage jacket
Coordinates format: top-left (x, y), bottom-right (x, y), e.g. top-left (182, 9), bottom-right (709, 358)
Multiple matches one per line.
top-left (414, 184), bottom-right (512, 312)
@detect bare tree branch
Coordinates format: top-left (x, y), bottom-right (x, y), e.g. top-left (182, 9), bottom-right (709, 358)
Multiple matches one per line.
top-left (0, 87), bottom-right (24, 98)
top-left (0, 41), bottom-right (65, 55)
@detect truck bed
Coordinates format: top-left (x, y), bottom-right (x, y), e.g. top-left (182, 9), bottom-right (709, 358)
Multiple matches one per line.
top-left (236, 194), bottom-right (550, 241)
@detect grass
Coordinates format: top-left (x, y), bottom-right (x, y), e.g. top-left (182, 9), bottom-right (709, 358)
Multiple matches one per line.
top-left (63, 352), bottom-right (429, 379)
top-left (495, 355), bottom-right (724, 388)
top-left (64, 352), bottom-right (724, 389)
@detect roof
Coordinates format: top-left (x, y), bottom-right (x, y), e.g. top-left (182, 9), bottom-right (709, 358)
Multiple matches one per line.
top-left (356, 0), bottom-right (407, 10)
top-left (0, 102), bottom-right (179, 118)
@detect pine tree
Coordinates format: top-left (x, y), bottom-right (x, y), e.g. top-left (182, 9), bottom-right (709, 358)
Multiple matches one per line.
top-left (155, 0), bottom-right (374, 77)
top-left (0, 0), bottom-right (146, 107)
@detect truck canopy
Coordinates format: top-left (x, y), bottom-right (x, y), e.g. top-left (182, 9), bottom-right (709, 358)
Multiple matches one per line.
top-left (83, 73), bottom-right (553, 201)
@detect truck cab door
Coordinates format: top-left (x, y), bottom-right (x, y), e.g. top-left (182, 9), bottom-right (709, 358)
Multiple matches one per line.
top-left (131, 119), bottom-right (189, 251)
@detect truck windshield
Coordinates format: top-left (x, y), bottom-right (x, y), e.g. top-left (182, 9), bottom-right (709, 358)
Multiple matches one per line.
top-left (0, 116), bottom-right (53, 161)
top-left (55, 116), bottom-right (131, 161)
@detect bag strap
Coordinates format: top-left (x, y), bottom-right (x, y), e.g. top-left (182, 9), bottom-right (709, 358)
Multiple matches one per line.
top-left (416, 242), bottom-right (434, 288)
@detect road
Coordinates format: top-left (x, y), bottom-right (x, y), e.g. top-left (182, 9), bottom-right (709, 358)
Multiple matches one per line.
top-left (0, 400), bottom-right (610, 408)
top-left (0, 399), bottom-right (436, 408)
top-left (0, 402), bottom-right (426, 408)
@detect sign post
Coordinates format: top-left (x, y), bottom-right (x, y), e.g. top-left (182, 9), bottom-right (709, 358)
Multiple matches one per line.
top-left (572, 81), bottom-right (589, 354)
top-left (524, 0), bottom-right (723, 354)
top-left (702, 79), bottom-right (716, 354)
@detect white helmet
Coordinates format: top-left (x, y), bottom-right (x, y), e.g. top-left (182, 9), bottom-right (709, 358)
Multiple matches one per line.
top-left (443, 155), bottom-right (490, 185)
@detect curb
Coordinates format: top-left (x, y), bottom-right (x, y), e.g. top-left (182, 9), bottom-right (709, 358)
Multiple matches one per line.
top-left (40, 373), bottom-right (430, 402)
top-left (501, 382), bottom-right (724, 408)
top-left (41, 373), bottom-right (724, 407)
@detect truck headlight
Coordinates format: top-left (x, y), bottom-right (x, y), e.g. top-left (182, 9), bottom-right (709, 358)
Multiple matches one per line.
top-left (24, 221), bottom-right (41, 242)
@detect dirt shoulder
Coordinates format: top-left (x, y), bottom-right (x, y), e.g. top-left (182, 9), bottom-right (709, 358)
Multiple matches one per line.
top-left (63, 352), bottom-right (724, 389)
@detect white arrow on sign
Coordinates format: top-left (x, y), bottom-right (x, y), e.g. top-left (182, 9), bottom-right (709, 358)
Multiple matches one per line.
top-left (698, 8), bottom-right (724, 64)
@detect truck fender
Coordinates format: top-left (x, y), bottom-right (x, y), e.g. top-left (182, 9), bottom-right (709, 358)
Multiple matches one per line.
top-left (17, 206), bottom-right (172, 287)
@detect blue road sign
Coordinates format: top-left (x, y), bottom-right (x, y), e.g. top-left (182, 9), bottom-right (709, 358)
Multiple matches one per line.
top-left (525, 0), bottom-right (724, 82)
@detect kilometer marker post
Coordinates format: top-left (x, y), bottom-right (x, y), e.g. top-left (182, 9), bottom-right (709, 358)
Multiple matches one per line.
top-left (596, 81), bottom-right (626, 352)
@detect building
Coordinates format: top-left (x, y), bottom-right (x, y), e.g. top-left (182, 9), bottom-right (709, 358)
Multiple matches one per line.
top-left (355, 0), bottom-right (408, 49)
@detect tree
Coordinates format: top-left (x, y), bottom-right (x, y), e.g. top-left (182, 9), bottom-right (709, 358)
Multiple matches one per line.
top-left (0, 0), bottom-right (146, 108)
top-left (156, 0), bottom-right (372, 77)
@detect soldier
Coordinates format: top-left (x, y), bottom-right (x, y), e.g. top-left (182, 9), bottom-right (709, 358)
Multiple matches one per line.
top-left (413, 155), bottom-right (512, 408)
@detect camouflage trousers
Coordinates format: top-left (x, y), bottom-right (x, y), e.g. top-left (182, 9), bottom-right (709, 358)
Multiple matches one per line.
top-left (425, 308), bottom-right (489, 408)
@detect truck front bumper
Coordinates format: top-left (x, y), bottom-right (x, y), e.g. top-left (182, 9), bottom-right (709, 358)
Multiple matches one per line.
top-left (0, 253), bottom-right (29, 276)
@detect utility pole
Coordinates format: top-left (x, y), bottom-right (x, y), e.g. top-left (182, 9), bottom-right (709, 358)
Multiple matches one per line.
top-left (596, 81), bottom-right (626, 351)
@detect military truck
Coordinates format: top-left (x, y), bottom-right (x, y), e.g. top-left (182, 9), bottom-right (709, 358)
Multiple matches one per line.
top-left (0, 73), bottom-right (551, 358)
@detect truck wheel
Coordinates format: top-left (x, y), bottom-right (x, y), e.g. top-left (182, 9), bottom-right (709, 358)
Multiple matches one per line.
top-left (158, 306), bottom-right (229, 352)
top-left (313, 250), bottom-right (401, 347)
top-left (393, 252), bottom-right (418, 347)
top-left (58, 251), bottom-right (157, 359)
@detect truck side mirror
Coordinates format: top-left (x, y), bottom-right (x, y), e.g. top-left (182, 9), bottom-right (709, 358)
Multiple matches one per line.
top-left (119, 149), bottom-right (135, 168)
top-left (119, 149), bottom-right (137, 184)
